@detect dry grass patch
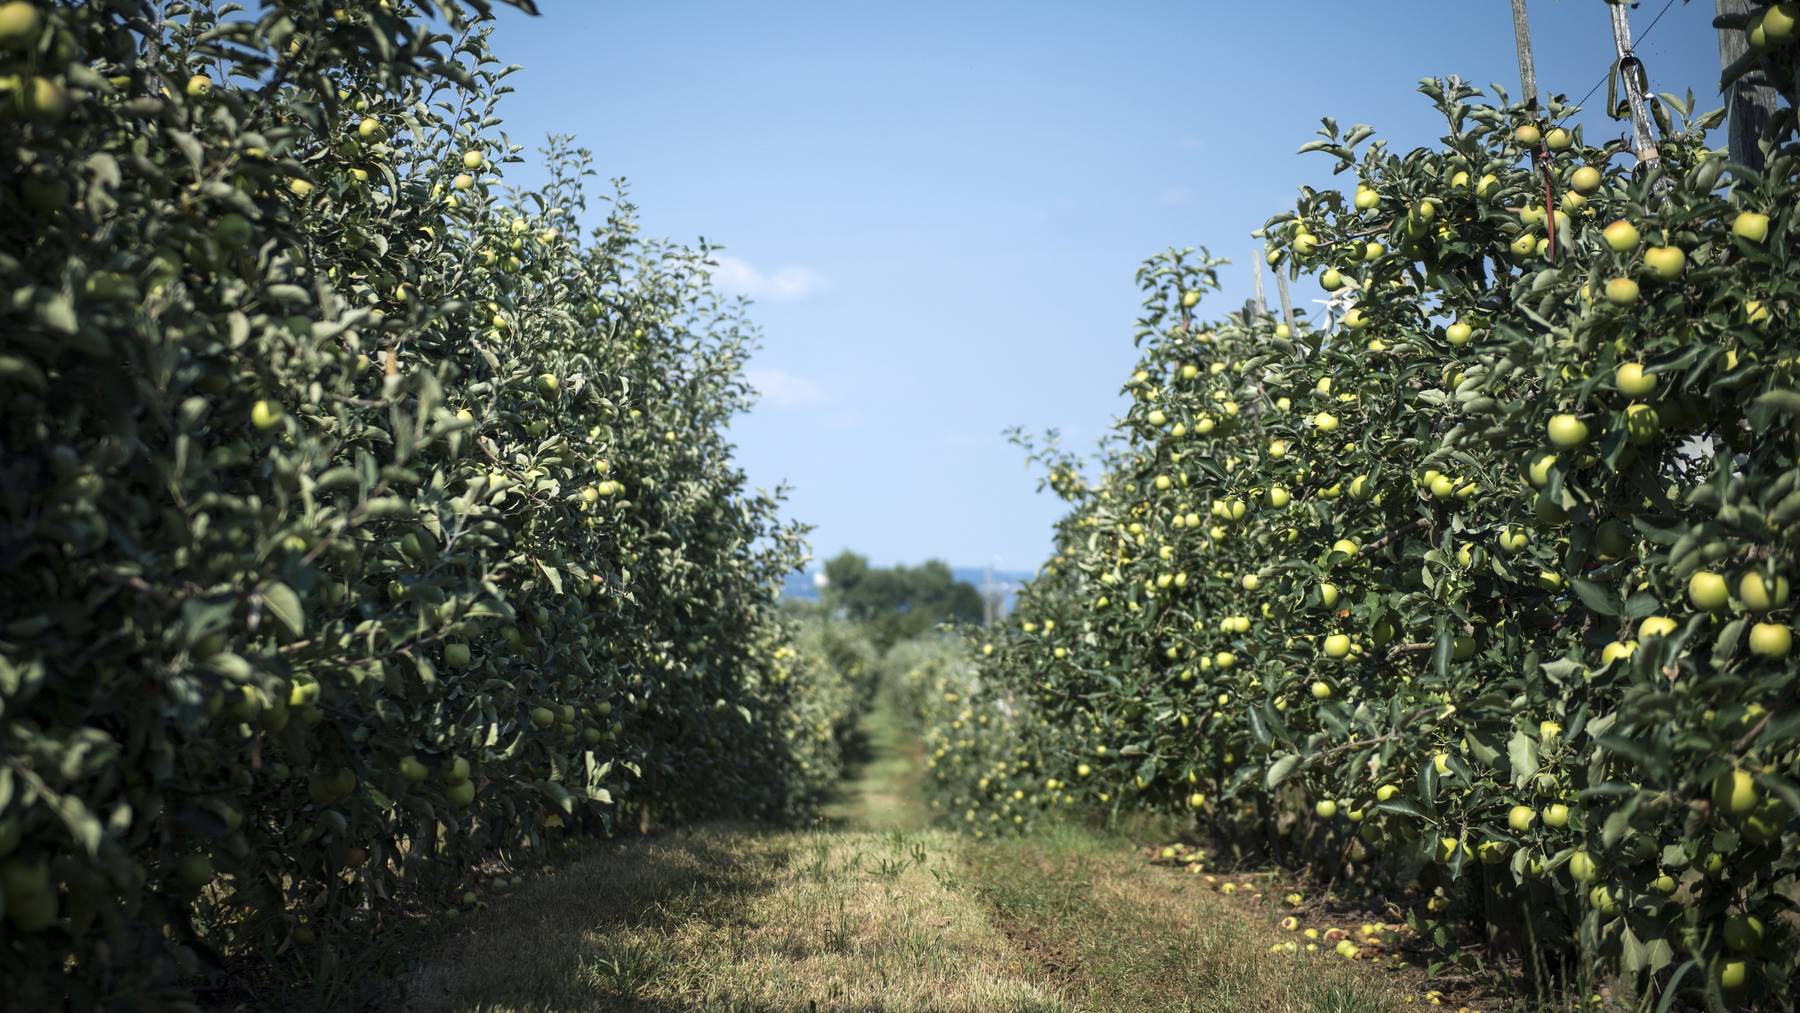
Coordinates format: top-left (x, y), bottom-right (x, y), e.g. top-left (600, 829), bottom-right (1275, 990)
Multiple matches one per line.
top-left (405, 825), bottom-right (1059, 1012)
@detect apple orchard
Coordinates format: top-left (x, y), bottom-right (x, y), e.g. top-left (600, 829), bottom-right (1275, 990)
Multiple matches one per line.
top-left (5, 0), bottom-right (1800, 1010)
top-left (911, 14), bottom-right (1800, 1013)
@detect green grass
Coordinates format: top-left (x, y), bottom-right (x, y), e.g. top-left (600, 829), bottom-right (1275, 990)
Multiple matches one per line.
top-left (819, 690), bottom-right (927, 833)
top-left (404, 693), bottom-right (1416, 1012)
top-left (959, 824), bottom-right (1411, 1013)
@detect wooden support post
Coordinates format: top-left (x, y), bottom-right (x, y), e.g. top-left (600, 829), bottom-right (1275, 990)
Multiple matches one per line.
top-left (1273, 270), bottom-right (1298, 337)
top-left (1252, 249), bottom-right (1267, 316)
top-left (1510, 0), bottom-right (1539, 107)
top-left (1716, 0), bottom-right (1776, 172)
top-left (1509, 0), bottom-right (1557, 260)
top-left (1608, 1), bottom-right (1661, 169)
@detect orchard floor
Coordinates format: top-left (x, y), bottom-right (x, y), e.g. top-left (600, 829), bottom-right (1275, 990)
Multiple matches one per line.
top-left (403, 698), bottom-right (1418, 1013)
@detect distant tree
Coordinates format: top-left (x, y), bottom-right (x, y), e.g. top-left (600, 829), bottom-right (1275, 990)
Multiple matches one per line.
top-left (821, 551), bottom-right (984, 649)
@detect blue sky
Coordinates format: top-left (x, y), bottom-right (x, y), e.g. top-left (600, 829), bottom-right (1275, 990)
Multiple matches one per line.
top-left (486, 0), bottom-right (1722, 572)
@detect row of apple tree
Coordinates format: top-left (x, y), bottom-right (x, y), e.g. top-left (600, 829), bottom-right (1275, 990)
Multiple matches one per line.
top-left (0, 1), bottom-right (868, 1007)
top-left (921, 18), bottom-right (1800, 1011)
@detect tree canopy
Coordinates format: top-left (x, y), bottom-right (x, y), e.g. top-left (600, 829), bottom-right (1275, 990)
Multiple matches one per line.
top-left (821, 552), bottom-right (985, 649)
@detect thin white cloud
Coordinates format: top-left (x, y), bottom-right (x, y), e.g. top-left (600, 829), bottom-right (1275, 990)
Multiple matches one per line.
top-left (711, 254), bottom-right (824, 302)
top-left (746, 367), bottom-right (826, 407)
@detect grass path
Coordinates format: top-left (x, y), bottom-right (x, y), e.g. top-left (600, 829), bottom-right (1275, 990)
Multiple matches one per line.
top-left (405, 696), bottom-right (1413, 1012)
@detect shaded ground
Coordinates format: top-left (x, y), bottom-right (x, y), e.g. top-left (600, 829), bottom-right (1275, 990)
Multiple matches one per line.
top-left (403, 694), bottom-right (1418, 1012)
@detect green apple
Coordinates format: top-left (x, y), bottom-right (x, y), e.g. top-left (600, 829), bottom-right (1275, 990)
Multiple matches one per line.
top-left (1542, 803), bottom-right (1570, 828)
top-left (1, 858), bottom-right (57, 932)
top-left (1595, 519), bottom-right (1634, 560)
top-left (1724, 914), bottom-right (1765, 953)
top-left (1314, 412), bottom-right (1339, 433)
top-left (176, 854), bottom-right (215, 890)
top-left (1615, 362), bottom-right (1656, 397)
top-left (1507, 805), bottom-right (1535, 832)
top-left (1515, 124), bottom-right (1542, 146)
top-left (462, 149), bottom-right (484, 170)
top-left (1323, 634), bottom-right (1351, 659)
top-left (443, 755), bottom-right (470, 783)
top-left (446, 780), bottom-right (476, 806)
top-left (1624, 403), bottom-right (1660, 444)
top-left (1638, 616), bottom-right (1678, 639)
top-left (1568, 850), bottom-right (1596, 882)
top-left (1310, 680), bottom-right (1332, 700)
top-left (1445, 321), bottom-right (1472, 346)
top-left (443, 643), bottom-right (471, 667)
top-left (1644, 245), bottom-right (1686, 279)
top-left (1748, 623), bottom-right (1791, 658)
top-left (1526, 451), bottom-right (1559, 486)
top-left (1589, 885), bottom-right (1619, 915)
top-left (1546, 414), bottom-right (1588, 450)
top-left (1600, 640), bottom-right (1637, 665)
top-left (251, 400), bottom-right (284, 431)
top-left (1713, 768), bottom-right (1758, 816)
top-left (399, 756), bottom-right (429, 782)
top-left (1739, 572), bottom-right (1790, 612)
top-left (1602, 220), bottom-right (1640, 252)
top-left (1354, 185), bottom-right (1379, 211)
top-left (1766, 3), bottom-right (1799, 44)
top-left (1604, 277), bottom-right (1640, 305)
top-left (1732, 211), bottom-right (1770, 243)
top-left (1570, 166), bottom-right (1601, 194)
top-left (1545, 127), bottom-right (1572, 151)
top-left (1314, 799), bottom-right (1338, 819)
top-left (0, 3), bottom-right (44, 48)
top-left (1688, 571), bottom-right (1729, 611)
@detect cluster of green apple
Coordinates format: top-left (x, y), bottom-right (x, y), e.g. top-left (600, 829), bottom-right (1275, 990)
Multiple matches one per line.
top-left (928, 33), bottom-right (1800, 1010)
top-left (0, 2), bottom-right (867, 1007)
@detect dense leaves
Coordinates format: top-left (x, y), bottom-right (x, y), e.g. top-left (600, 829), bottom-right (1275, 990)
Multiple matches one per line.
top-left (0, 1), bottom-right (865, 1007)
top-left (922, 10), bottom-right (1800, 1009)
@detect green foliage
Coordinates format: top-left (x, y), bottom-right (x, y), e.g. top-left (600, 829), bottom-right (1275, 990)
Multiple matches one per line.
top-left (0, 1), bottom-right (864, 1006)
top-left (922, 23), bottom-right (1800, 1010)
top-left (823, 551), bottom-right (985, 650)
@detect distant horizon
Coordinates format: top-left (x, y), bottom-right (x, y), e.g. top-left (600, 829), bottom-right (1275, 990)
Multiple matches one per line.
top-left (779, 563), bottom-right (1035, 605)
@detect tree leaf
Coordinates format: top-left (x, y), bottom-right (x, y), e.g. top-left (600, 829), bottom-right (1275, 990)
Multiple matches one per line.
top-left (261, 582), bottom-right (305, 637)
